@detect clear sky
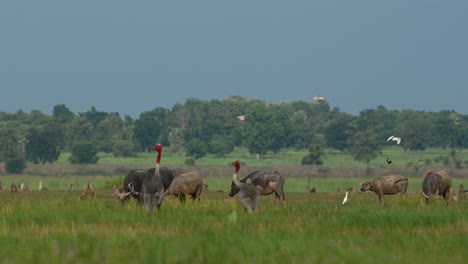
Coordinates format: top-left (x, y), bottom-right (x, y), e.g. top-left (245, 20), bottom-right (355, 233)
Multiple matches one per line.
top-left (1, 1), bottom-right (467, 117)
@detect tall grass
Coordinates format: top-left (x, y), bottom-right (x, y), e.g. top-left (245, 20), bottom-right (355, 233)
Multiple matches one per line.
top-left (0, 147), bottom-right (466, 262)
top-left (0, 189), bottom-right (466, 263)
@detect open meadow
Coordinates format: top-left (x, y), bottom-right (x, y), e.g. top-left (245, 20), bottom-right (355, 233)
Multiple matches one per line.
top-left (0, 147), bottom-right (467, 263)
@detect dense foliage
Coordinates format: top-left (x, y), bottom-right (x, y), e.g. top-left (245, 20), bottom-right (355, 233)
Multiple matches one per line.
top-left (1, 97), bottom-right (468, 167)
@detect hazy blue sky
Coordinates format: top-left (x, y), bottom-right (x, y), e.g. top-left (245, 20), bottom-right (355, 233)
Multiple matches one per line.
top-left (1, 1), bottom-right (467, 117)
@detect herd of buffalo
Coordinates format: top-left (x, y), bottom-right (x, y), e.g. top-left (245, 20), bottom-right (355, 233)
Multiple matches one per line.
top-left (112, 144), bottom-right (467, 213)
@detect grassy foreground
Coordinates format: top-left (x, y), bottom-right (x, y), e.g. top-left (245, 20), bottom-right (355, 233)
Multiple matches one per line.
top-left (0, 188), bottom-right (466, 264)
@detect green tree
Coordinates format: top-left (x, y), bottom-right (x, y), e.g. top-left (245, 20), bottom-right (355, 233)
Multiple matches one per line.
top-left (26, 122), bottom-right (65, 164)
top-left (301, 134), bottom-right (326, 165)
top-left (433, 110), bottom-right (462, 148)
top-left (185, 138), bottom-right (206, 159)
top-left (243, 103), bottom-right (284, 155)
top-left (168, 128), bottom-right (184, 153)
top-left (68, 141), bottom-right (99, 164)
top-left (94, 113), bottom-right (124, 153)
top-left (324, 112), bottom-right (356, 152)
top-left (80, 106), bottom-right (109, 126)
top-left (52, 104), bottom-right (75, 124)
top-left (112, 138), bottom-right (137, 157)
top-left (289, 110), bottom-right (308, 149)
top-left (350, 129), bottom-right (381, 164)
top-left (133, 108), bottom-right (169, 151)
top-left (65, 117), bottom-right (94, 149)
top-left (5, 158), bottom-right (26, 174)
top-left (396, 110), bottom-right (434, 151)
top-left (208, 135), bottom-right (235, 157)
top-left (0, 124), bottom-right (22, 162)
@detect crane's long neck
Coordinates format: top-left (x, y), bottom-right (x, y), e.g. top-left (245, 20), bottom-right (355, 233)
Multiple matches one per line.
top-left (233, 164), bottom-right (241, 187)
top-left (154, 150), bottom-right (161, 177)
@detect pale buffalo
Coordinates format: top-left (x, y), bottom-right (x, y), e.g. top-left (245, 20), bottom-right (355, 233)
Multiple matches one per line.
top-left (360, 175), bottom-right (408, 205)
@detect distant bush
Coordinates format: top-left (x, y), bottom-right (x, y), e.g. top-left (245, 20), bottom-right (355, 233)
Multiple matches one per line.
top-left (69, 141), bottom-right (99, 164)
top-left (184, 158), bottom-right (196, 166)
top-left (112, 139), bottom-right (137, 157)
top-left (5, 158), bottom-right (26, 174)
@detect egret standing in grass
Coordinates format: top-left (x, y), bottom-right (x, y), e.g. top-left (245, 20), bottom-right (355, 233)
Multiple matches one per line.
top-left (342, 191), bottom-right (349, 205)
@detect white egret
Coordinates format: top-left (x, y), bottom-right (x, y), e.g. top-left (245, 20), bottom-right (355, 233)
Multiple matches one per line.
top-left (387, 136), bottom-right (401, 145)
top-left (342, 191), bottom-right (349, 205)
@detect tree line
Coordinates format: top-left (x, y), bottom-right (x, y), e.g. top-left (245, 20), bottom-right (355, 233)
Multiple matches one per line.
top-left (1, 96), bottom-right (467, 172)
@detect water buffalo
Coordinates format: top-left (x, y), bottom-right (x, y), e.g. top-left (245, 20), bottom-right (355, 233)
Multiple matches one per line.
top-left (228, 167), bottom-right (285, 203)
top-left (360, 175), bottom-right (408, 205)
top-left (113, 167), bottom-right (176, 205)
top-left (422, 170), bottom-right (452, 205)
top-left (165, 171), bottom-right (204, 202)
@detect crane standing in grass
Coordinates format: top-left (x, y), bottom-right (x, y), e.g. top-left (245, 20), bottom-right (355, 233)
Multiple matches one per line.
top-left (231, 160), bottom-right (260, 214)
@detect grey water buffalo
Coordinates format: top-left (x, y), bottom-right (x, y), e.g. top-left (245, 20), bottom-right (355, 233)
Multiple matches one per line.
top-left (360, 175), bottom-right (408, 205)
top-left (228, 167), bottom-right (285, 203)
top-left (422, 170), bottom-right (452, 205)
top-left (113, 167), bottom-right (176, 205)
top-left (165, 171), bottom-right (204, 202)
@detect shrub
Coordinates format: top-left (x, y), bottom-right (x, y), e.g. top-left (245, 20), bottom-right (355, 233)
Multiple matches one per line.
top-left (68, 141), bottom-right (99, 164)
top-left (184, 158), bottom-right (196, 166)
top-left (5, 158), bottom-right (26, 174)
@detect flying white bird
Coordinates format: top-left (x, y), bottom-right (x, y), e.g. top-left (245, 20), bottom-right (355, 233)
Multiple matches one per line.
top-left (342, 191), bottom-right (349, 205)
top-left (387, 136), bottom-right (401, 145)
top-left (237, 115), bottom-right (245, 121)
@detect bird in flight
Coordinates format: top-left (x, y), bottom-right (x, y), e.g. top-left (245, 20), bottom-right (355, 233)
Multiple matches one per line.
top-left (387, 136), bottom-right (401, 145)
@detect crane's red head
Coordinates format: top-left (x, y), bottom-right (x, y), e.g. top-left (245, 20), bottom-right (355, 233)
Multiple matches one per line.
top-left (232, 160), bottom-right (241, 173)
top-left (154, 144), bottom-right (163, 152)
top-left (154, 144), bottom-right (163, 164)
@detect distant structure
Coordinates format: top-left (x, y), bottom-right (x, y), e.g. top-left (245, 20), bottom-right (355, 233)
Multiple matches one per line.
top-left (387, 136), bottom-right (401, 145)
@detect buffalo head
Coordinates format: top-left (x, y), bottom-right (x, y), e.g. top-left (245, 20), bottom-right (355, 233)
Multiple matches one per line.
top-left (360, 181), bottom-right (372, 192)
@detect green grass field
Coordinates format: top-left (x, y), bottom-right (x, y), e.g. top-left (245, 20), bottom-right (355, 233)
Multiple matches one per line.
top-left (0, 189), bottom-right (466, 263)
top-left (0, 147), bottom-right (467, 263)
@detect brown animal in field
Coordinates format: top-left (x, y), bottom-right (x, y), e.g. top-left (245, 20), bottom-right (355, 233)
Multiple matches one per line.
top-left (360, 175), bottom-right (408, 205)
top-left (69, 184), bottom-right (75, 192)
top-left (165, 170), bottom-right (204, 202)
top-left (422, 170), bottom-right (452, 205)
top-left (80, 182), bottom-right (96, 201)
top-left (458, 184), bottom-right (465, 199)
top-left (229, 165), bottom-right (285, 203)
top-left (11, 183), bottom-right (18, 192)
